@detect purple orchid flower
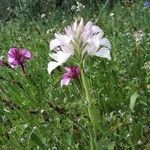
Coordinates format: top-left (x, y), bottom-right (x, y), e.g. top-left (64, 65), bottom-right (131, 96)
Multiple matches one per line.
top-left (144, 1), bottom-right (150, 7)
top-left (61, 66), bottom-right (80, 86)
top-left (8, 48), bottom-right (32, 70)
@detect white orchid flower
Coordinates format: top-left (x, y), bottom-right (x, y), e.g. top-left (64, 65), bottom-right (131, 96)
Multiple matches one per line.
top-left (48, 18), bottom-right (111, 74)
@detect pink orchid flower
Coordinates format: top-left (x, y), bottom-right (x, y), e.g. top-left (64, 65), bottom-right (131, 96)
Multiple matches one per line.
top-left (61, 66), bottom-right (80, 86)
top-left (8, 48), bottom-right (32, 69)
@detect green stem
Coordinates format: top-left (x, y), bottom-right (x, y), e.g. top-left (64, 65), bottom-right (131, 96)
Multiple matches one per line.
top-left (80, 66), bottom-right (98, 150)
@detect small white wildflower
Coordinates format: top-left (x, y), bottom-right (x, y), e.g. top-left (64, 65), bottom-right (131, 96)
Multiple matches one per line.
top-left (46, 29), bottom-right (51, 34)
top-left (20, 138), bottom-right (25, 143)
top-left (126, 32), bottom-right (130, 36)
top-left (144, 61), bottom-right (150, 71)
top-left (2, 115), bottom-right (7, 121)
top-left (7, 7), bottom-right (11, 11)
top-left (129, 118), bottom-right (133, 123)
top-left (104, 97), bottom-right (109, 101)
top-left (3, 108), bottom-right (10, 113)
top-left (118, 110), bottom-right (122, 114)
top-left (126, 134), bottom-right (130, 137)
top-left (137, 140), bottom-right (142, 145)
top-left (8, 127), bottom-right (16, 134)
top-left (110, 13), bottom-right (114, 16)
top-left (23, 124), bottom-right (29, 129)
top-left (71, 5), bottom-right (76, 11)
top-left (41, 13), bottom-right (46, 18)
top-left (76, 2), bottom-right (85, 11)
top-left (134, 30), bottom-right (144, 44)
top-left (120, 112), bottom-right (125, 117)
top-left (40, 109), bottom-right (44, 113)
top-left (33, 126), bottom-right (37, 130)
top-left (77, 118), bottom-right (81, 122)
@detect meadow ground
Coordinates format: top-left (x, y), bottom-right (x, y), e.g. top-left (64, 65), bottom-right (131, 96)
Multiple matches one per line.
top-left (0, 1), bottom-right (150, 150)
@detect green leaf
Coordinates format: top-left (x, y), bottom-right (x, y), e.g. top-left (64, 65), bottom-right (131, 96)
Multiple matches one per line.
top-left (130, 92), bottom-right (139, 112)
top-left (30, 133), bottom-right (46, 149)
top-left (108, 142), bottom-right (115, 150)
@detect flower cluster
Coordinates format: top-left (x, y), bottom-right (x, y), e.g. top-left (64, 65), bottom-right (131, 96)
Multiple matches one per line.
top-left (48, 18), bottom-right (111, 74)
top-left (71, 2), bottom-right (85, 12)
top-left (134, 30), bottom-right (144, 45)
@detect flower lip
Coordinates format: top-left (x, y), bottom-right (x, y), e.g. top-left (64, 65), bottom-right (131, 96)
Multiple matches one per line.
top-left (61, 66), bottom-right (80, 86)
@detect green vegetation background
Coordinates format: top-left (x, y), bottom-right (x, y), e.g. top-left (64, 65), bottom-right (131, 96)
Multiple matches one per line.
top-left (0, 0), bottom-right (150, 149)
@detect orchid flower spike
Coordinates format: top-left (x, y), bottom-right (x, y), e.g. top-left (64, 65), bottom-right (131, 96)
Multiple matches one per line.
top-left (48, 18), bottom-right (111, 74)
top-left (8, 48), bottom-right (32, 68)
top-left (61, 66), bottom-right (80, 87)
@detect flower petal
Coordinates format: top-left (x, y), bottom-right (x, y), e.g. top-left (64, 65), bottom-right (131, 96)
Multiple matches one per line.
top-left (92, 26), bottom-right (104, 37)
top-left (55, 34), bottom-right (71, 45)
top-left (100, 38), bottom-right (111, 49)
top-left (65, 26), bottom-right (75, 40)
top-left (94, 47), bottom-right (111, 60)
top-left (47, 61), bottom-right (60, 74)
top-left (84, 21), bottom-right (93, 31)
top-left (49, 51), bottom-right (71, 63)
top-left (61, 77), bottom-right (71, 87)
top-left (64, 67), bottom-right (71, 72)
top-left (50, 38), bottom-right (61, 50)
top-left (20, 49), bottom-right (32, 59)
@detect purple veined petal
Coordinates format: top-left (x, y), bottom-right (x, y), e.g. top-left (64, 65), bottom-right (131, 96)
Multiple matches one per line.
top-left (8, 57), bottom-right (18, 68)
top-left (8, 48), bottom-right (18, 68)
top-left (91, 26), bottom-right (104, 37)
top-left (8, 48), bottom-right (17, 58)
top-left (61, 77), bottom-right (71, 87)
top-left (84, 44), bottom-right (97, 56)
top-left (100, 38), bottom-right (111, 49)
top-left (47, 61), bottom-right (60, 74)
top-left (50, 38), bottom-right (61, 50)
top-left (9, 61), bottom-right (18, 68)
top-left (90, 34), bottom-right (101, 48)
top-left (94, 47), bottom-right (111, 60)
top-left (19, 49), bottom-right (32, 59)
top-left (61, 43), bottom-right (74, 54)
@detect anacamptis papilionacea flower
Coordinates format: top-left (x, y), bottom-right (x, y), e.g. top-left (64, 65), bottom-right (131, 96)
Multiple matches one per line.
top-left (48, 17), bottom-right (111, 74)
